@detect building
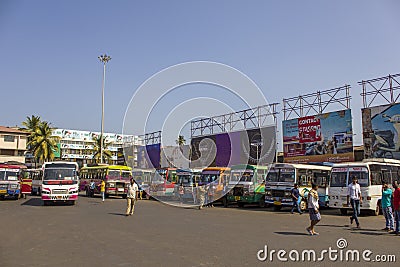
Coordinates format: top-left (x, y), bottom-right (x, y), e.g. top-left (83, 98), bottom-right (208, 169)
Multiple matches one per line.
top-left (0, 126), bottom-right (29, 163)
top-left (51, 129), bottom-right (141, 166)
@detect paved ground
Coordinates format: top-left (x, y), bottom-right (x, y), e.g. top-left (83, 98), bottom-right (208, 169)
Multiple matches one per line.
top-left (0, 194), bottom-right (399, 267)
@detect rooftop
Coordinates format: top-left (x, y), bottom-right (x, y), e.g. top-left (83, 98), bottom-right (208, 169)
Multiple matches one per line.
top-left (0, 126), bottom-right (30, 135)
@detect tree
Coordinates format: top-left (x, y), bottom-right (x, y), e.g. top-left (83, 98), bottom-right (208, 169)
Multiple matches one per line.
top-left (21, 115), bottom-right (41, 134)
top-left (175, 135), bottom-right (186, 146)
top-left (92, 134), bottom-right (113, 164)
top-left (28, 121), bottom-right (59, 162)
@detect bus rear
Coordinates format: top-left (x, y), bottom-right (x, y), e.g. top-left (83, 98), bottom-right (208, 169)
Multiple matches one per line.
top-left (41, 162), bottom-right (79, 205)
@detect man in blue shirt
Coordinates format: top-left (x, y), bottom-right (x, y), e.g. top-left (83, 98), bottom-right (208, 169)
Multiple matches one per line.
top-left (381, 183), bottom-right (394, 232)
top-left (291, 183), bottom-right (302, 214)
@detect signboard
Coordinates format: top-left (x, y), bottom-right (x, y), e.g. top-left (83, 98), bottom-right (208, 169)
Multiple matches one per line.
top-left (137, 144), bottom-right (161, 169)
top-left (190, 126), bottom-right (276, 168)
top-left (362, 103), bottom-right (400, 159)
top-left (160, 145), bottom-right (190, 168)
top-left (283, 109), bottom-right (354, 163)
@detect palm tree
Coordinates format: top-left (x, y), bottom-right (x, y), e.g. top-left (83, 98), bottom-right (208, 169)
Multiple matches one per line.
top-left (28, 121), bottom-right (59, 163)
top-left (92, 135), bottom-right (113, 164)
top-left (176, 135), bottom-right (186, 146)
top-left (21, 115), bottom-right (41, 133)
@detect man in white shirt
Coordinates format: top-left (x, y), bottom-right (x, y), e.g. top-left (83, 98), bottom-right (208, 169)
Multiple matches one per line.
top-left (126, 178), bottom-right (139, 216)
top-left (347, 176), bottom-right (362, 228)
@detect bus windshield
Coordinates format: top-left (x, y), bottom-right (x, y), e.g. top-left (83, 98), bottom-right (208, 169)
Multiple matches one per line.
top-left (178, 175), bottom-right (192, 184)
top-left (121, 171), bottom-right (131, 179)
top-left (44, 168), bottom-right (77, 181)
top-left (349, 171), bottom-right (369, 187)
top-left (266, 168), bottom-right (295, 183)
top-left (0, 170), bottom-right (19, 181)
top-left (108, 170), bottom-right (120, 178)
top-left (200, 174), bottom-right (218, 184)
top-left (230, 170), bottom-right (254, 182)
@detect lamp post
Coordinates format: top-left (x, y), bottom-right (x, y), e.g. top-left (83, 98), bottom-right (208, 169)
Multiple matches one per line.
top-left (98, 54), bottom-right (111, 164)
top-left (251, 141), bottom-right (263, 165)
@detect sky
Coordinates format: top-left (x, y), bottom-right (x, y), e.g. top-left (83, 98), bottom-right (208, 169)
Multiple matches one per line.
top-left (1, 0), bottom-right (399, 148)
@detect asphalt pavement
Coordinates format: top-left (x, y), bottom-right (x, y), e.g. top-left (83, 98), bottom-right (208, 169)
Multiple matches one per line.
top-left (0, 194), bottom-right (398, 267)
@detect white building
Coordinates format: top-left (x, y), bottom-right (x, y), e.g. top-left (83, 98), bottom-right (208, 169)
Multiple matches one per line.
top-left (52, 129), bottom-right (141, 166)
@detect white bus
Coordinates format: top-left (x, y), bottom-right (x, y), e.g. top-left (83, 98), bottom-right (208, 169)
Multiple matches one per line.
top-left (329, 158), bottom-right (400, 216)
top-left (41, 162), bottom-right (79, 205)
top-left (265, 163), bottom-right (331, 211)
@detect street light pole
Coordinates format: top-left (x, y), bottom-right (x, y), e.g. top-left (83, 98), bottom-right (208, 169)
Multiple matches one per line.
top-left (98, 54), bottom-right (111, 164)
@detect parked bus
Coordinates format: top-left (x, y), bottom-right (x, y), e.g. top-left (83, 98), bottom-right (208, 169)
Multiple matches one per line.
top-left (199, 167), bottom-right (230, 204)
top-left (175, 168), bottom-right (202, 203)
top-left (226, 164), bottom-right (269, 208)
top-left (20, 170), bottom-right (32, 198)
top-left (80, 165), bottom-right (132, 198)
top-left (149, 168), bottom-right (177, 198)
top-left (41, 162), bottom-right (79, 205)
top-left (28, 168), bottom-right (42, 195)
top-left (329, 158), bottom-right (400, 216)
top-left (132, 169), bottom-right (153, 199)
top-left (265, 163), bottom-right (331, 211)
top-left (0, 163), bottom-right (26, 200)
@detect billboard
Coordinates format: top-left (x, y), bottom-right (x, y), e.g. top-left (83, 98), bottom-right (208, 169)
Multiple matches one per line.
top-left (283, 109), bottom-right (354, 163)
top-left (362, 103), bottom-right (400, 159)
top-left (190, 126), bottom-right (276, 168)
top-left (137, 144), bottom-right (161, 168)
top-left (160, 145), bottom-right (190, 168)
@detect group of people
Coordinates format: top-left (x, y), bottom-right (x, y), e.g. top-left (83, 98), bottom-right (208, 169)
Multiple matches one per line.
top-left (290, 176), bottom-right (400, 236)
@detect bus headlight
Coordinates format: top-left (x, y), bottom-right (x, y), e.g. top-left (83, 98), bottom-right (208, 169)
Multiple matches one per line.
top-left (265, 191), bottom-right (272, 196)
top-left (284, 191), bottom-right (292, 197)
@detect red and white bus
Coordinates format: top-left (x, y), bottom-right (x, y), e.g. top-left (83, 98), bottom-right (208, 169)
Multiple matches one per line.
top-left (41, 162), bottom-right (79, 205)
top-left (149, 168), bottom-right (177, 198)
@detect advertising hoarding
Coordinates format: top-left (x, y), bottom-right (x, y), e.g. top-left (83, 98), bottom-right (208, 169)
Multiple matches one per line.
top-left (190, 126), bottom-right (276, 168)
top-left (283, 109), bottom-right (354, 163)
top-left (362, 103), bottom-right (400, 159)
top-left (160, 145), bottom-right (190, 168)
top-left (137, 144), bottom-right (161, 169)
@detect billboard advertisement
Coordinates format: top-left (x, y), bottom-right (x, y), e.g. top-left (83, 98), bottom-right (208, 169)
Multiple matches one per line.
top-left (283, 109), bottom-right (354, 163)
top-left (190, 126), bottom-right (276, 168)
top-left (160, 145), bottom-right (190, 168)
top-left (137, 144), bottom-right (161, 169)
top-left (362, 103), bottom-right (400, 159)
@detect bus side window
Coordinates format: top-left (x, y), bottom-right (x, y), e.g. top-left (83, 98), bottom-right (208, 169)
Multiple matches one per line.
top-left (370, 164), bottom-right (382, 185)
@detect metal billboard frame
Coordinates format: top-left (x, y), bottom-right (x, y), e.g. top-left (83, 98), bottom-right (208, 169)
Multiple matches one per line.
top-left (359, 73), bottom-right (400, 108)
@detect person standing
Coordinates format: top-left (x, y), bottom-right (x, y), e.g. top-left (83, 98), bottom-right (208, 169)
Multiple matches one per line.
top-left (126, 178), bottom-right (139, 216)
top-left (89, 179), bottom-right (95, 198)
top-left (178, 183), bottom-right (184, 204)
top-left (393, 181), bottom-right (400, 235)
top-left (381, 183), bottom-right (394, 232)
top-left (290, 183), bottom-right (303, 214)
top-left (100, 179), bottom-right (106, 202)
top-left (207, 183), bottom-right (215, 208)
top-left (347, 176), bottom-right (362, 228)
top-left (306, 183), bottom-right (321, 235)
top-left (197, 185), bottom-right (206, 210)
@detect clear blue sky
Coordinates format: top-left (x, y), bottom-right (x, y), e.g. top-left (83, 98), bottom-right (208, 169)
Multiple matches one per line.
top-left (1, 0), bottom-right (399, 147)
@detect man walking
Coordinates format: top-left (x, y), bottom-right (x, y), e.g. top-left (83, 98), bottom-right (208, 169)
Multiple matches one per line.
top-left (126, 178), bottom-right (139, 216)
top-left (381, 183), bottom-right (394, 232)
top-left (197, 185), bottom-right (206, 210)
top-left (393, 181), bottom-right (400, 235)
top-left (347, 176), bottom-right (362, 228)
top-left (290, 183), bottom-right (302, 214)
top-left (306, 183), bottom-right (321, 235)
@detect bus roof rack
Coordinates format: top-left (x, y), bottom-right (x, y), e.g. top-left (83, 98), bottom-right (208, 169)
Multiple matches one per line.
top-left (362, 158), bottom-right (400, 164)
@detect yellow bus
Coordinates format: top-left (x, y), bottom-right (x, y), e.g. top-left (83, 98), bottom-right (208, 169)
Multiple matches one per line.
top-left (80, 165), bottom-right (132, 198)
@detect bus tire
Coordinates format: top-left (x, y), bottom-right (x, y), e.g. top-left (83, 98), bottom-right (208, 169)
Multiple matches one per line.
top-left (122, 194), bottom-right (127, 199)
top-left (238, 202), bottom-right (244, 208)
top-left (85, 188), bottom-right (90, 197)
top-left (43, 201), bottom-right (49, 206)
top-left (273, 205), bottom-right (282, 211)
top-left (222, 197), bottom-right (228, 208)
top-left (105, 193), bottom-right (110, 198)
top-left (372, 201), bottom-right (381, 216)
top-left (340, 208), bottom-right (347, 216)
top-left (258, 196), bottom-right (266, 208)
